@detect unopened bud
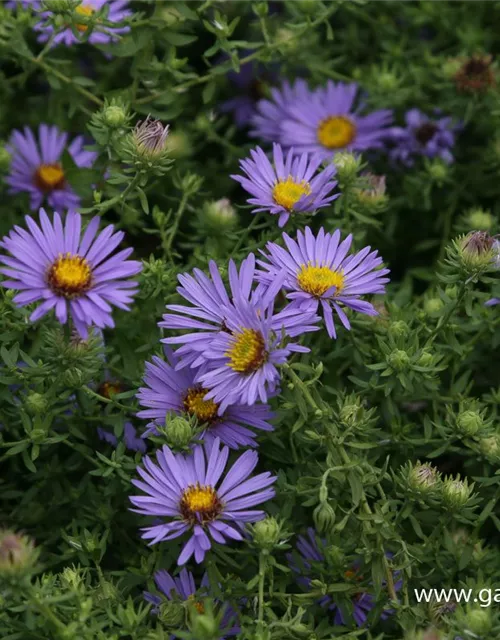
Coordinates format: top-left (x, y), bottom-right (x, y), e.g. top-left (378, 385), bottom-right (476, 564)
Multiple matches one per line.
top-left (25, 391), bottom-right (48, 415)
top-left (158, 600), bottom-right (185, 627)
top-left (460, 231), bottom-right (496, 270)
top-left (409, 462), bottom-right (439, 491)
top-left (313, 501), bottom-right (336, 533)
top-left (355, 173), bottom-right (387, 205)
top-left (0, 530), bottom-right (37, 578)
top-left (456, 409), bottom-right (483, 436)
top-left (203, 198), bottom-right (238, 231)
top-left (133, 116), bottom-right (170, 159)
top-left (466, 607), bottom-right (492, 633)
top-left (333, 151), bottom-right (361, 182)
top-left (466, 208), bottom-right (494, 231)
top-left (479, 434), bottom-right (500, 457)
top-left (388, 349), bottom-right (410, 371)
top-left (164, 414), bottom-right (195, 449)
top-left (103, 105), bottom-right (128, 128)
top-left (251, 517), bottom-right (282, 550)
top-left (442, 476), bottom-right (473, 508)
top-left (388, 321), bottom-right (409, 339)
top-left (424, 297), bottom-right (444, 314)
top-left (416, 350), bottom-right (433, 367)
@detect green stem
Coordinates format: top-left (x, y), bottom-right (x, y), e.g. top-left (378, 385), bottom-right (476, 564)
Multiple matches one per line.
top-left (257, 552), bottom-right (267, 631)
top-left (427, 281), bottom-right (467, 344)
top-left (164, 191), bottom-right (189, 259)
top-left (95, 173), bottom-right (142, 215)
top-left (231, 213), bottom-right (262, 256)
top-left (30, 58), bottom-right (103, 107)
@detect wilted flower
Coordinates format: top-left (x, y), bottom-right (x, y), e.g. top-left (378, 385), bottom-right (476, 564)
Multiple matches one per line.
top-left (454, 54), bottom-right (495, 93)
top-left (130, 437), bottom-right (276, 564)
top-left (5, 124), bottom-right (97, 212)
top-left (0, 530), bottom-right (38, 577)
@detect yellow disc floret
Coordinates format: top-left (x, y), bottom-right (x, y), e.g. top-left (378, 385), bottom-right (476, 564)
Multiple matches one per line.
top-left (34, 164), bottom-right (65, 192)
top-left (75, 4), bottom-right (94, 32)
top-left (272, 176), bottom-right (311, 211)
top-left (47, 253), bottom-right (92, 298)
top-left (317, 116), bottom-right (356, 150)
top-left (297, 263), bottom-right (345, 297)
top-left (226, 328), bottom-right (267, 374)
top-left (179, 483), bottom-right (221, 523)
top-left (184, 387), bottom-right (219, 423)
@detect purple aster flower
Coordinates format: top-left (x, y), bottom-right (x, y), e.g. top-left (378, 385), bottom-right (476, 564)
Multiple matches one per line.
top-left (98, 422), bottom-right (146, 453)
top-left (231, 143), bottom-right (339, 227)
top-left (160, 253), bottom-right (320, 370)
top-left (137, 347), bottom-right (274, 449)
top-left (250, 79), bottom-right (312, 142)
top-left (34, 0), bottom-right (131, 47)
top-left (0, 209), bottom-right (142, 338)
top-left (252, 81), bottom-right (393, 160)
top-left (144, 568), bottom-right (239, 638)
top-left (6, 125), bottom-right (97, 213)
top-left (219, 55), bottom-right (276, 128)
top-left (5, 0), bottom-right (40, 9)
top-left (388, 108), bottom-right (459, 166)
top-left (289, 528), bottom-right (401, 627)
top-left (257, 226), bottom-right (390, 339)
top-left (130, 437), bottom-right (276, 564)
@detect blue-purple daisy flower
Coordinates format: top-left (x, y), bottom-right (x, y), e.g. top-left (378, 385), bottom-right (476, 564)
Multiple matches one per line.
top-left (250, 79), bottom-right (312, 143)
top-left (388, 108), bottom-right (459, 166)
top-left (6, 124), bottom-right (97, 212)
top-left (0, 209), bottom-right (142, 338)
top-left (231, 143), bottom-right (338, 227)
top-left (257, 226), bottom-right (390, 339)
top-left (98, 422), bottom-right (146, 453)
top-left (289, 528), bottom-right (401, 627)
top-left (130, 437), bottom-right (276, 565)
top-left (144, 568), bottom-right (239, 637)
top-left (252, 81), bottom-right (393, 160)
top-left (195, 296), bottom-right (311, 411)
top-left (160, 253), bottom-right (320, 371)
top-left (137, 347), bottom-right (274, 449)
top-left (34, 0), bottom-right (131, 47)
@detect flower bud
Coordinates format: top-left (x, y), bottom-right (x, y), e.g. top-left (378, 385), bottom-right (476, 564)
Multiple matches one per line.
top-left (479, 434), bottom-right (500, 457)
top-left (377, 71), bottom-right (400, 93)
top-left (203, 198), bottom-right (238, 232)
top-left (460, 231), bottom-right (496, 270)
top-left (0, 530), bottom-right (38, 578)
top-left (313, 501), bottom-right (336, 533)
top-left (416, 350), bottom-right (433, 367)
top-left (103, 105), bottom-right (128, 129)
top-left (164, 414), bottom-right (195, 449)
top-left (387, 349), bottom-right (410, 371)
top-left (466, 607), bottom-right (492, 634)
top-left (332, 151), bottom-right (361, 182)
top-left (158, 599), bottom-right (185, 627)
top-left (388, 320), bottom-right (409, 339)
top-left (442, 476), bottom-right (473, 508)
top-left (251, 517), bottom-right (282, 550)
top-left (429, 598), bottom-right (457, 623)
top-left (409, 462), bottom-right (439, 491)
top-left (424, 297), bottom-right (444, 314)
top-left (133, 116), bottom-right (170, 159)
top-left (24, 391), bottom-right (48, 415)
top-left (465, 208), bottom-right (494, 231)
top-left (427, 159), bottom-right (448, 182)
top-left (456, 409), bottom-right (483, 436)
top-left (60, 566), bottom-right (84, 591)
top-left (42, 0), bottom-right (79, 12)
top-left (355, 173), bottom-right (387, 205)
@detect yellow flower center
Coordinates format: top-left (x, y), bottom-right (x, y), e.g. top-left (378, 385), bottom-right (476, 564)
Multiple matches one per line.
top-left (272, 176), bottom-right (311, 211)
top-left (98, 381), bottom-right (123, 399)
top-left (179, 483), bottom-right (221, 523)
top-left (34, 164), bottom-right (65, 192)
top-left (226, 328), bottom-right (267, 374)
top-left (183, 387), bottom-right (219, 424)
top-left (317, 116), bottom-right (356, 150)
top-left (47, 253), bottom-right (92, 298)
top-left (75, 4), bottom-right (94, 32)
top-left (297, 264), bottom-right (345, 297)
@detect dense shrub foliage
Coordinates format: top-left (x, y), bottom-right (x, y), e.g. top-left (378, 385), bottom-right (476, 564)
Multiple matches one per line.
top-left (1, 2), bottom-right (500, 639)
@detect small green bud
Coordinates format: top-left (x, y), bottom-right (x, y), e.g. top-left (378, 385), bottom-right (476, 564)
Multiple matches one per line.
top-left (158, 6), bottom-right (184, 26)
top-left (466, 208), bottom-right (494, 231)
top-left (96, 578), bottom-right (119, 602)
top-left (355, 173), bottom-right (387, 206)
top-left (0, 530), bottom-right (38, 578)
top-left (163, 413), bottom-right (195, 449)
top-left (203, 198), bottom-right (238, 231)
top-left (456, 409), bottom-right (483, 436)
top-left (313, 501), bottom-right (336, 533)
top-left (42, 0), bottom-right (79, 12)
top-left (24, 391), bottom-right (48, 415)
top-left (424, 297), bottom-right (444, 314)
top-left (158, 599), bottom-right (185, 627)
top-left (60, 566), bottom-right (84, 591)
top-left (427, 159), bottom-right (449, 182)
top-left (103, 105), bottom-right (128, 128)
top-left (416, 350), bottom-right (433, 367)
top-left (442, 57), bottom-right (463, 79)
top-left (479, 434), bottom-right (500, 457)
top-left (409, 462), bottom-right (439, 491)
top-left (0, 144), bottom-right (11, 172)
top-left (466, 607), bottom-right (492, 634)
top-left (324, 545), bottom-right (344, 567)
top-left (445, 284), bottom-right (458, 299)
top-left (388, 349), bottom-right (410, 371)
top-left (251, 517), bottom-right (282, 550)
top-left (460, 231), bottom-right (496, 270)
top-left (442, 476), bottom-right (473, 508)
top-left (377, 71), bottom-right (400, 92)
top-left (388, 320), bottom-right (409, 339)
top-left (253, 2), bottom-right (268, 17)
top-left (333, 151), bottom-right (361, 182)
